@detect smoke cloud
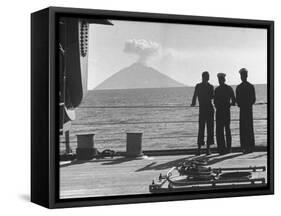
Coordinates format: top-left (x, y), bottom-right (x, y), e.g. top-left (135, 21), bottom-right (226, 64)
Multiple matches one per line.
top-left (124, 39), bottom-right (160, 64)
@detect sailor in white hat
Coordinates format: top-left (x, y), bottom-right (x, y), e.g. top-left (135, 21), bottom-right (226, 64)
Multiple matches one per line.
top-left (236, 68), bottom-right (256, 153)
top-left (214, 73), bottom-right (236, 155)
top-left (239, 68), bottom-right (248, 76)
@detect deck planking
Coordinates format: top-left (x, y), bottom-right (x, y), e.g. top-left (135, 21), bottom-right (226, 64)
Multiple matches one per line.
top-left (60, 152), bottom-right (267, 199)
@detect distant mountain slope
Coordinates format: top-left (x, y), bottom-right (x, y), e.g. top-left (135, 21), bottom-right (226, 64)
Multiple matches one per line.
top-left (95, 63), bottom-right (186, 90)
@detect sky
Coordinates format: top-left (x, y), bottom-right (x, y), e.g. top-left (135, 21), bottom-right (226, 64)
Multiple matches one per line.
top-left (87, 20), bottom-right (267, 89)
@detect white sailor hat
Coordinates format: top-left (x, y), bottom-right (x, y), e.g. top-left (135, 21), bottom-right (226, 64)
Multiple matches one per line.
top-left (217, 73), bottom-right (226, 78)
top-left (239, 68), bottom-right (248, 75)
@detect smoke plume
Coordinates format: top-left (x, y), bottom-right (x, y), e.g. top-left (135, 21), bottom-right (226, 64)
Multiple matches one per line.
top-left (124, 39), bottom-right (160, 64)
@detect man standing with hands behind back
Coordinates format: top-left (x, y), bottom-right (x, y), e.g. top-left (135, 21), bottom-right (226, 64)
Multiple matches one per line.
top-left (236, 68), bottom-right (256, 153)
top-left (214, 73), bottom-right (236, 155)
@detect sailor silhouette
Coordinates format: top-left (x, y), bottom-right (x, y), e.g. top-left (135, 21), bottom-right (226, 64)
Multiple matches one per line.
top-left (214, 73), bottom-right (236, 155)
top-left (236, 68), bottom-right (256, 153)
top-left (191, 71), bottom-right (214, 155)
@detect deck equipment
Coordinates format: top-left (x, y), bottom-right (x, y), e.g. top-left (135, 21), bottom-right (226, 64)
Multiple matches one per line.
top-left (149, 158), bottom-right (266, 193)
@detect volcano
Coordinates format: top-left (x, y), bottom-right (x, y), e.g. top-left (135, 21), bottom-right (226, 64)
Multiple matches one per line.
top-left (95, 63), bottom-right (186, 90)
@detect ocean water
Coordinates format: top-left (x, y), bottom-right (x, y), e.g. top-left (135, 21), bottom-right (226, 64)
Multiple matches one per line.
top-left (60, 85), bottom-right (267, 153)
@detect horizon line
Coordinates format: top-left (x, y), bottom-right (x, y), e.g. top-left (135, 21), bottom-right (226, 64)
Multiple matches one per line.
top-left (88, 83), bottom-right (267, 91)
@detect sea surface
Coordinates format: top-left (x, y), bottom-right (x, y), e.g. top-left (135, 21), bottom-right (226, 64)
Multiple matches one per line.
top-left (60, 85), bottom-right (267, 153)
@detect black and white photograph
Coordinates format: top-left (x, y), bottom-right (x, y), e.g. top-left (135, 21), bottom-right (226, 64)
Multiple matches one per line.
top-left (58, 16), bottom-right (269, 199)
top-left (1, 0), bottom-right (281, 213)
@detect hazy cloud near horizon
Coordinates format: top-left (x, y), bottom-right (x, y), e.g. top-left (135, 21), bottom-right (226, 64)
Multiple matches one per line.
top-left (87, 20), bottom-right (267, 89)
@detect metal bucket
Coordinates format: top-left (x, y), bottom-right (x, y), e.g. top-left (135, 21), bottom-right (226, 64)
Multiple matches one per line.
top-left (76, 133), bottom-right (97, 160)
top-left (126, 133), bottom-right (143, 157)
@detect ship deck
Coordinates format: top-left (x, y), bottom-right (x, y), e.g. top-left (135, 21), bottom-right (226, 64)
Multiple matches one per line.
top-left (60, 151), bottom-right (267, 199)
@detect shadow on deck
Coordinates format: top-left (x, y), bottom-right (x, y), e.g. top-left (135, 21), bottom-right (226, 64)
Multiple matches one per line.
top-left (60, 152), bottom-right (245, 171)
top-left (135, 153), bottom-right (244, 172)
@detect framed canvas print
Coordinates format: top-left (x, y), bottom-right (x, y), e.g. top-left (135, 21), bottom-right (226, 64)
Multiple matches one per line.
top-left (31, 7), bottom-right (274, 208)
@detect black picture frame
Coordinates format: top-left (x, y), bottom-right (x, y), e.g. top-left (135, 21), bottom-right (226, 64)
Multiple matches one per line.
top-left (31, 6), bottom-right (274, 208)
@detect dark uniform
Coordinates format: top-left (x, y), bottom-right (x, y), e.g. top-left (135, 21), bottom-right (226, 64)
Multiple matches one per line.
top-left (214, 84), bottom-right (236, 154)
top-left (192, 83), bottom-right (215, 148)
top-left (236, 81), bottom-right (256, 153)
